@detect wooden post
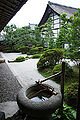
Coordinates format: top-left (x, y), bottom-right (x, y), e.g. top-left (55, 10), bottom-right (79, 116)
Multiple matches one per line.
top-left (60, 62), bottom-right (65, 119)
top-left (76, 63), bottom-right (80, 120)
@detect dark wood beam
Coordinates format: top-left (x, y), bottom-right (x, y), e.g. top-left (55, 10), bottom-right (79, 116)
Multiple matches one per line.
top-left (0, 2), bottom-right (15, 12)
top-left (0, 6), bottom-right (12, 14)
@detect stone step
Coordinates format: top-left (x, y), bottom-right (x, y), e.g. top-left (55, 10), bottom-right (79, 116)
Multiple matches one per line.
top-left (0, 101), bottom-right (19, 119)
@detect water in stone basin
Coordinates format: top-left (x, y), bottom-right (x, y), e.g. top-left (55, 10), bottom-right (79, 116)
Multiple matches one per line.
top-left (31, 96), bottom-right (48, 102)
top-left (27, 85), bottom-right (53, 102)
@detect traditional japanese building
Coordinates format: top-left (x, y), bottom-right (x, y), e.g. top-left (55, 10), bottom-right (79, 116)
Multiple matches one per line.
top-left (39, 1), bottom-right (78, 40)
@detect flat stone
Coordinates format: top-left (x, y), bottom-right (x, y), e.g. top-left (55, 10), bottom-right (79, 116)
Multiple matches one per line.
top-left (0, 101), bottom-right (19, 119)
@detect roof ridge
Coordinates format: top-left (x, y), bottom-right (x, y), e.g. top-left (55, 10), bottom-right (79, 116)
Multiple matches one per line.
top-left (48, 1), bottom-right (78, 10)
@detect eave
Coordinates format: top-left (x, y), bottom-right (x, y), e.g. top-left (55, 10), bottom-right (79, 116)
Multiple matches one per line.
top-left (0, 0), bottom-right (28, 32)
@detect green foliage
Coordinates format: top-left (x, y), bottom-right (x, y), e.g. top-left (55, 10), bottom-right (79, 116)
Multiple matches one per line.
top-left (69, 9), bottom-right (80, 51)
top-left (40, 17), bottom-right (55, 48)
top-left (14, 56), bottom-right (25, 62)
top-left (64, 82), bottom-right (78, 108)
top-left (52, 105), bottom-right (76, 120)
top-left (32, 54), bottom-right (41, 59)
top-left (56, 10), bottom-right (80, 51)
top-left (25, 55), bottom-right (30, 59)
top-left (30, 47), bottom-right (39, 54)
top-left (37, 49), bottom-right (63, 69)
top-left (63, 50), bottom-right (80, 65)
top-left (53, 63), bottom-right (74, 77)
top-left (52, 63), bottom-right (74, 83)
top-left (2, 24), bottom-right (42, 53)
top-left (56, 13), bottom-right (69, 48)
top-left (30, 47), bottom-right (43, 54)
top-left (18, 46), bottom-right (29, 54)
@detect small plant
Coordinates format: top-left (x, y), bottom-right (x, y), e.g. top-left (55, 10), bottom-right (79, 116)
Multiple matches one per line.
top-left (25, 56), bottom-right (30, 59)
top-left (32, 54), bottom-right (41, 59)
top-left (14, 56), bottom-right (25, 62)
top-left (64, 82), bottom-right (78, 108)
top-left (52, 104), bottom-right (76, 120)
top-left (30, 47), bottom-right (43, 54)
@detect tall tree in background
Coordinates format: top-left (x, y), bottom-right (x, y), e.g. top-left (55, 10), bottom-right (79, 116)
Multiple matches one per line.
top-left (56, 13), bottom-right (69, 48)
top-left (34, 25), bottom-right (42, 46)
top-left (69, 9), bottom-right (80, 51)
top-left (40, 17), bottom-right (55, 48)
top-left (3, 24), bottom-right (17, 51)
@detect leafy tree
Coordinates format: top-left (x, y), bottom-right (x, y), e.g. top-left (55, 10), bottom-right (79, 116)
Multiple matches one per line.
top-left (3, 24), bottom-right (17, 51)
top-left (2, 25), bottom-right (38, 52)
top-left (40, 17), bottom-right (55, 48)
top-left (69, 9), bottom-right (80, 51)
top-left (56, 13), bottom-right (69, 48)
top-left (34, 25), bottom-right (42, 46)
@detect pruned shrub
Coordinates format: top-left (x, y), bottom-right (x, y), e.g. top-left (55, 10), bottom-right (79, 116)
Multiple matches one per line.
top-left (37, 49), bottom-right (64, 69)
top-left (31, 47), bottom-right (38, 54)
top-left (25, 55), bottom-right (30, 59)
top-left (14, 56), bottom-right (25, 62)
top-left (30, 47), bottom-right (43, 54)
top-left (32, 54), bottom-right (41, 59)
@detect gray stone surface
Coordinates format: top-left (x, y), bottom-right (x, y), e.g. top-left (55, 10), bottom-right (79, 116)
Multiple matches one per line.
top-left (0, 102), bottom-right (19, 119)
top-left (17, 83), bottom-right (61, 119)
top-left (0, 53), bottom-right (22, 102)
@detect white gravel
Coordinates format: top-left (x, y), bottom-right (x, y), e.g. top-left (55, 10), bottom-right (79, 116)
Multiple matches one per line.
top-left (1, 52), bottom-right (60, 89)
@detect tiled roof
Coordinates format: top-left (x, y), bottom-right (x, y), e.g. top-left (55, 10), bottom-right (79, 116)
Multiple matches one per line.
top-left (0, 0), bottom-right (28, 32)
top-left (49, 1), bottom-right (78, 18)
top-left (39, 1), bottom-right (78, 26)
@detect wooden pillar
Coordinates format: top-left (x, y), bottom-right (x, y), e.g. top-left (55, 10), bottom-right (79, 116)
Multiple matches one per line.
top-left (76, 63), bottom-right (80, 120)
top-left (61, 62), bottom-right (65, 119)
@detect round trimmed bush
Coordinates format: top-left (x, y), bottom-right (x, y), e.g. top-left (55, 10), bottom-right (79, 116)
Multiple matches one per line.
top-left (32, 54), bottom-right (41, 59)
top-left (14, 56), bottom-right (25, 62)
top-left (37, 49), bottom-right (64, 69)
top-left (30, 47), bottom-right (43, 54)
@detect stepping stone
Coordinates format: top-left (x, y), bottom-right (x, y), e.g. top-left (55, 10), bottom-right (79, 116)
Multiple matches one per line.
top-left (0, 59), bottom-right (5, 63)
top-left (0, 101), bottom-right (19, 119)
